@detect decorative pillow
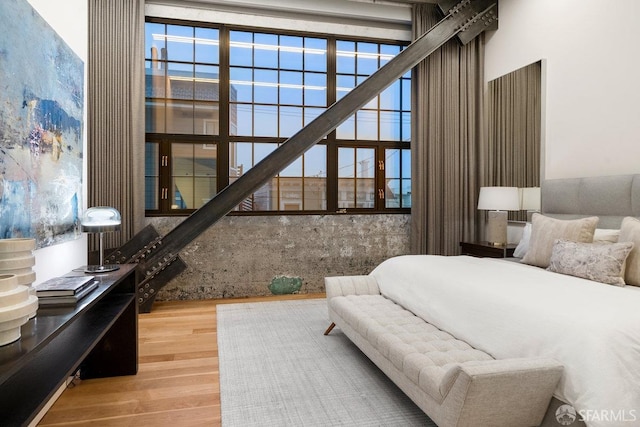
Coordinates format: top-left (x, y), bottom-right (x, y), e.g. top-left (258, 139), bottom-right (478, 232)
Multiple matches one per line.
top-left (513, 223), bottom-right (532, 258)
top-left (593, 228), bottom-right (620, 243)
top-left (521, 214), bottom-right (599, 268)
top-left (618, 217), bottom-right (640, 286)
top-left (547, 239), bottom-right (634, 286)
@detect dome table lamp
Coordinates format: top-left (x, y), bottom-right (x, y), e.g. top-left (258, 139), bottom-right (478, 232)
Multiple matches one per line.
top-left (81, 206), bottom-right (121, 273)
top-left (477, 187), bottom-right (520, 246)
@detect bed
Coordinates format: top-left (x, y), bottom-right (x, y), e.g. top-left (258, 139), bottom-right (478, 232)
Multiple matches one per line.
top-left (372, 174), bottom-right (640, 427)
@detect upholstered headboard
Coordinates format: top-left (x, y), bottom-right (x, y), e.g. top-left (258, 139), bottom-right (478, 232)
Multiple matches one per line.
top-left (541, 174), bottom-right (640, 229)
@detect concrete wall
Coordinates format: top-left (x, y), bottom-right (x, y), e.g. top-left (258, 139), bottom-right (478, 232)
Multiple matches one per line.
top-left (484, 0), bottom-right (640, 180)
top-left (147, 214), bottom-right (410, 299)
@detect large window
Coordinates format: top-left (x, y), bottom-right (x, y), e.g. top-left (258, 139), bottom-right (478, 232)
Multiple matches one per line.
top-left (145, 20), bottom-right (410, 215)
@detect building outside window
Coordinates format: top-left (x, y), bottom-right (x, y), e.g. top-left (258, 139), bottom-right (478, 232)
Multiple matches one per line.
top-left (144, 20), bottom-right (410, 215)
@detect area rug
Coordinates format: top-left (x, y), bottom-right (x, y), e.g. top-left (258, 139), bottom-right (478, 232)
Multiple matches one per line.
top-left (217, 299), bottom-right (436, 426)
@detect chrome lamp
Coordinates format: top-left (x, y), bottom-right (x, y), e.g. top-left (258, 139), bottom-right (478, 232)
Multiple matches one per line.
top-left (477, 187), bottom-right (520, 246)
top-left (81, 206), bottom-right (121, 273)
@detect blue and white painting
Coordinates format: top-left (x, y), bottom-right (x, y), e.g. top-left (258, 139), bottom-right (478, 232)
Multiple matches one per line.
top-left (0, 0), bottom-right (84, 248)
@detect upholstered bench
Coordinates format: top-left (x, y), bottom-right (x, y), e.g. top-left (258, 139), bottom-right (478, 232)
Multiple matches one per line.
top-left (324, 275), bottom-right (563, 427)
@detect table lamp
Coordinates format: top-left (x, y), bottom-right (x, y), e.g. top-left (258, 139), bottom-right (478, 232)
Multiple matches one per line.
top-left (520, 187), bottom-right (541, 221)
top-left (477, 187), bottom-right (520, 246)
top-left (81, 206), bottom-right (121, 273)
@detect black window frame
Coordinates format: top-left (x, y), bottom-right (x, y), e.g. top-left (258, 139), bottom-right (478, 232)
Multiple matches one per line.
top-left (145, 18), bottom-right (411, 216)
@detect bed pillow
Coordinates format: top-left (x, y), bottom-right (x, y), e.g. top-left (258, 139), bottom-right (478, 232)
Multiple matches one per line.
top-left (513, 223), bottom-right (532, 258)
top-left (618, 217), bottom-right (640, 286)
top-left (521, 213), bottom-right (599, 268)
top-left (593, 228), bottom-right (620, 243)
top-left (547, 239), bottom-right (634, 286)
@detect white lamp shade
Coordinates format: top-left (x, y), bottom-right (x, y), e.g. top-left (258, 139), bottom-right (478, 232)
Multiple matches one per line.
top-left (477, 187), bottom-right (520, 211)
top-left (520, 187), bottom-right (541, 211)
top-left (81, 206), bottom-right (121, 233)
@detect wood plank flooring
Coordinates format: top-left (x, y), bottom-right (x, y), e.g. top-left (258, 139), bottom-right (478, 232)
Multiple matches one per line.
top-left (38, 293), bottom-right (325, 427)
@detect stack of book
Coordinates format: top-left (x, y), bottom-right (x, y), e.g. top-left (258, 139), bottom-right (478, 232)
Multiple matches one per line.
top-left (34, 275), bottom-right (98, 306)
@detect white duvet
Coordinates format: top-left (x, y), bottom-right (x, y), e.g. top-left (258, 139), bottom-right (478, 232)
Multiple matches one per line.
top-left (371, 255), bottom-right (640, 427)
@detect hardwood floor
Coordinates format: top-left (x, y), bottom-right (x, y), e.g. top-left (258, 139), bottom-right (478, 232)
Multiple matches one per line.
top-left (38, 293), bottom-right (325, 427)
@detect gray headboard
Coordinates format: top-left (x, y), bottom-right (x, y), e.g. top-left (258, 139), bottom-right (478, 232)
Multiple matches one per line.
top-left (542, 174), bottom-right (640, 229)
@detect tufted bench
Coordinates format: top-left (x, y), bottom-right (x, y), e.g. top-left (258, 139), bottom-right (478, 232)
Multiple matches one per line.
top-left (324, 275), bottom-right (563, 427)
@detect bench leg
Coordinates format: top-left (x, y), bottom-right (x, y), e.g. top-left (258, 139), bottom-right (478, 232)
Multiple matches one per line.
top-left (324, 322), bottom-right (336, 335)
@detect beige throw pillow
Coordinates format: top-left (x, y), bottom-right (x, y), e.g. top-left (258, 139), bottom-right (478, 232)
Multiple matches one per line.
top-left (521, 213), bottom-right (599, 268)
top-left (547, 240), bottom-right (634, 286)
top-left (618, 217), bottom-right (640, 286)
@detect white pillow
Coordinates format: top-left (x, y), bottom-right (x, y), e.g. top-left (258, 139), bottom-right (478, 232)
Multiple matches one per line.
top-left (513, 223), bottom-right (532, 258)
top-left (618, 217), bottom-right (640, 286)
top-left (593, 228), bottom-right (620, 243)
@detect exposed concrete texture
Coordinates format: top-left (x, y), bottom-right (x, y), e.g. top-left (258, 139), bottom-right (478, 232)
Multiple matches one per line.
top-left (145, 214), bottom-right (410, 300)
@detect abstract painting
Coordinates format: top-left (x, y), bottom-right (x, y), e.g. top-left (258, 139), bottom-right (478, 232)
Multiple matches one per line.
top-left (0, 0), bottom-right (84, 248)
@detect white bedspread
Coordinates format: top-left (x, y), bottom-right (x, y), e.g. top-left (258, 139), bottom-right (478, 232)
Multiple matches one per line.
top-left (371, 255), bottom-right (640, 427)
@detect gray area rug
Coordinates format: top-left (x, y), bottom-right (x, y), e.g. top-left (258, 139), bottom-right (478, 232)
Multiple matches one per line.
top-left (218, 299), bottom-right (436, 426)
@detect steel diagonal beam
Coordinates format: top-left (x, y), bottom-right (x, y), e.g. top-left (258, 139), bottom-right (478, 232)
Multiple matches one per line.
top-left (113, 0), bottom-right (498, 311)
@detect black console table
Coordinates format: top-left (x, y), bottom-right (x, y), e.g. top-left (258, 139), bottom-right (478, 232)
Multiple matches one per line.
top-left (0, 264), bottom-right (138, 426)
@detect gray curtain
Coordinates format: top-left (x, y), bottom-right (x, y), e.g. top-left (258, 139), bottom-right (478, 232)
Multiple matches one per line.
top-left (410, 4), bottom-right (484, 255)
top-left (88, 0), bottom-right (145, 252)
top-left (485, 61), bottom-right (541, 222)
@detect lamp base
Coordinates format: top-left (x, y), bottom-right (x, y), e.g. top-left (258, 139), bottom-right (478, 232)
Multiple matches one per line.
top-left (83, 264), bottom-right (120, 274)
top-left (486, 210), bottom-right (508, 246)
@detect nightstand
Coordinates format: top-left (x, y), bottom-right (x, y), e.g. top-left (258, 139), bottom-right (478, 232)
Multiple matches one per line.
top-left (459, 241), bottom-right (517, 258)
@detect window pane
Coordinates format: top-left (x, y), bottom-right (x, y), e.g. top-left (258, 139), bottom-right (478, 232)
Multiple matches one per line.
top-left (336, 74), bottom-right (354, 100)
top-left (356, 110), bottom-right (378, 140)
top-left (357, 42), bottom-right (378, 76)
top-left (338, 179), bottom-right (355, 208)
top-left (336, 114), bottom-right (355, 140)
top-left (380, 111), bottom-right (401, 141)
top-left (166, 101), bottom-right (194, 134)
top-left (146, 61), bottom-right (165, 98)
top-left (279, 106), bottom-right (302, 137)
top-left (380, 80), bottom-right (400, 110)
top-left (336, 40), bottom-right (355, 74)
top-left (380, 44), bottom-right (400, 67)
top-left (145, 23), bottom-right (165, 60)
top-left (357, 148), bottom-right (374, 178)
top-left (145, 100), bottom-right (165, 133)
top-left (304, 145), bottom-right (327, 210)
top-left (356, 178), bottom-right (375, 208)
top-left (194, 102), bottom-right (219, 135)
top-left (254, 105), bottom-right (277, 136)
top-left (280, 71), bottom-right (303, 105)
top-left (194, 144), bottom-right (217, 177)
top-left (145, 143), bottom-right (159, 210)
top-left (280, 35), bottom-right (303, 70)
top-left (230, 67), bottom-right (253, 102)
top-left (167, 62), bottom-right (194, 100)
top-left (195, 27), bottom-right (219, 64)
top-left (338, 147), bottom-right (355, 178)
top-left (402, 112), bottom-right (411, 142)
top-left (402, 178), bottom-right (412, 208)
top-left (232, 104), bottom-right (252, 136)
top-left (304, 38), bottom-right (326, 72)
top-left (401, 78), bottom-right (411, 111)
top-left (166, 25), bottom-right (193, 62)
top-left (230, 31), bottom-right (253, 67)
top-left (304, 72), bottom-right (326, 106)
top-left (194, 177), bottom-right (217, 208)
top-left (254, 33), bottom-right (278, 68)
top-left (385, 149), bottom-right (400, 178)
top-left (280, 177), bottom-right (302, 210)
top-left (385, 178), bottom-right (400, 208)
top-left (402, 149), bottom-right (411, 177)
top-left (254, 69), bottom-right (278, 103)
top-left (194, 65), bottom-right (219, 101)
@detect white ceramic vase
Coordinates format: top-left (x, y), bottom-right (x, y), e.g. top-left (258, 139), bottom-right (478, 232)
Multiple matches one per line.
top-left (0, 273), bottom-right (38, 345)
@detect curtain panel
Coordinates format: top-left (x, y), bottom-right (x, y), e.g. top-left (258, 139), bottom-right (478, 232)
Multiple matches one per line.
top-left (410, 4), bottom-right (485, 255)
top-left (88, 0), bottom-right (145, 252)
